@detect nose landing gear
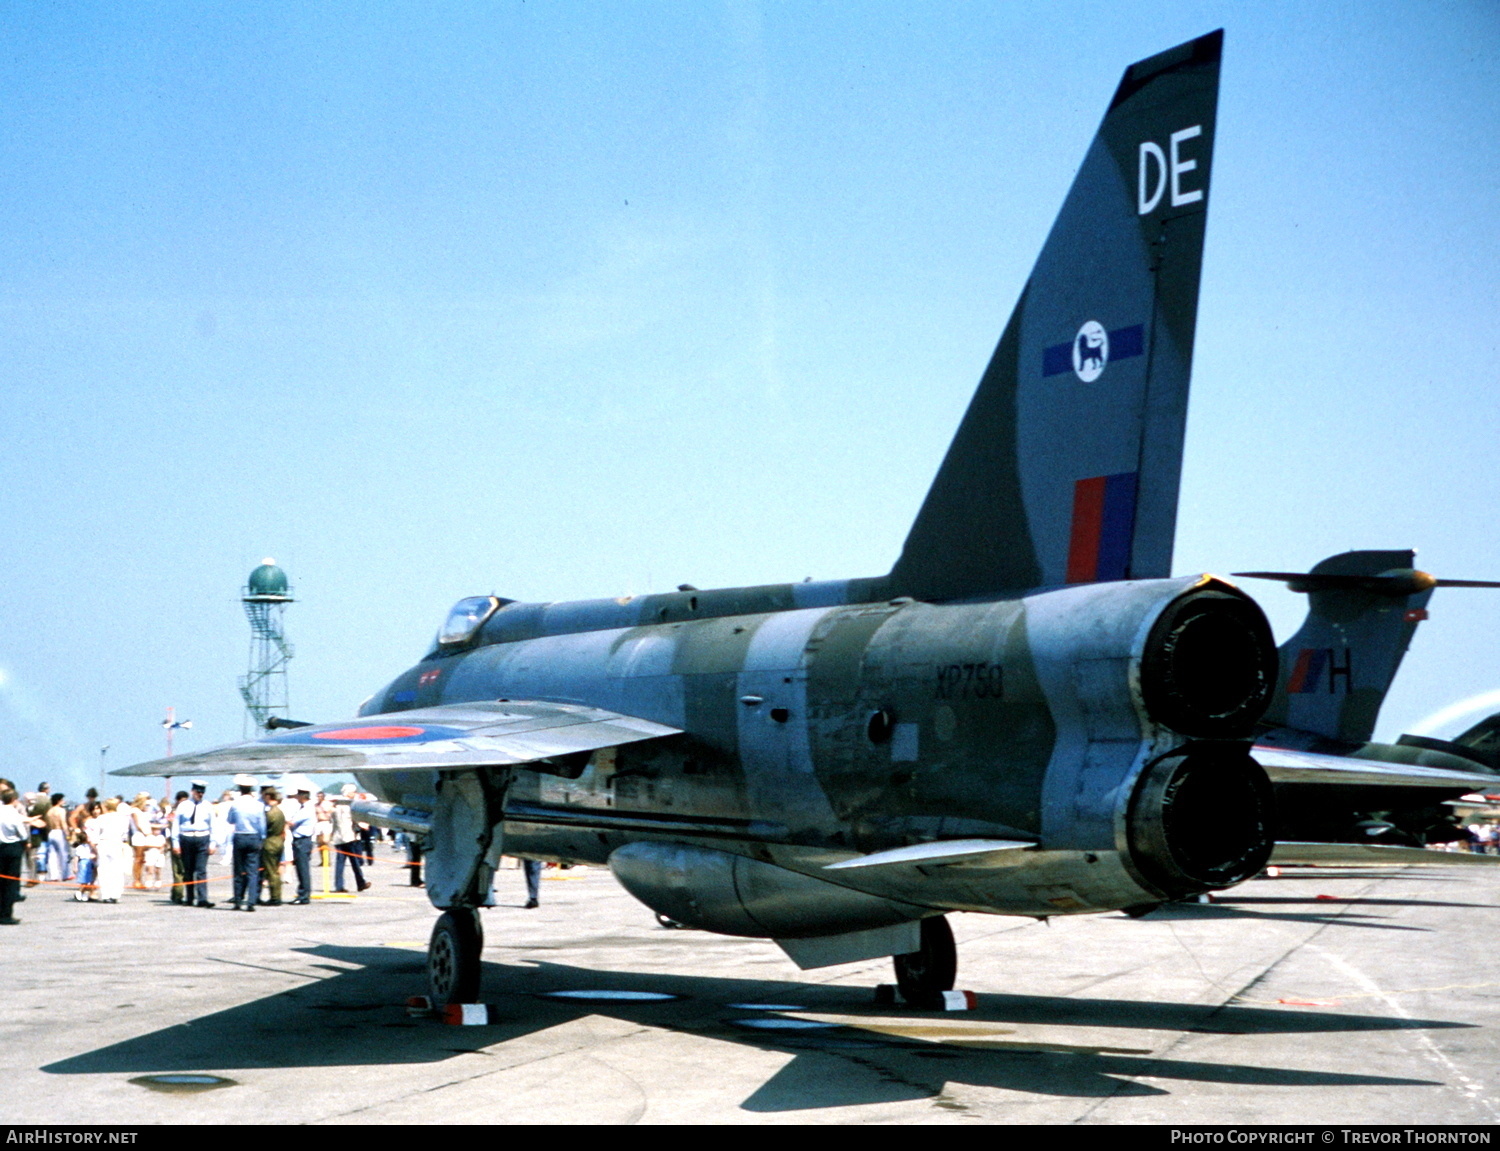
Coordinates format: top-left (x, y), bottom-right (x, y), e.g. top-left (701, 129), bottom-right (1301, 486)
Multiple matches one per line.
top-left (428, 908), bottom-right (483, 1006)
top-left (892, 915), bottom-right (957, 1007)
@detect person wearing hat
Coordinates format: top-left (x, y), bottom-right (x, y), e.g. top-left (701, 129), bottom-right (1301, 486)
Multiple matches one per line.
top-left (281, 778), bottom-right (317, 905)
top-left (171, 780), bottom-right (217, 908)
top-left (225, 775), bottom-right (267, 912)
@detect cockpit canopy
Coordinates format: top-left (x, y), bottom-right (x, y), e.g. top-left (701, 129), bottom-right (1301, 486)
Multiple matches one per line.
top-left (437, 595), bottom-right (507, 647)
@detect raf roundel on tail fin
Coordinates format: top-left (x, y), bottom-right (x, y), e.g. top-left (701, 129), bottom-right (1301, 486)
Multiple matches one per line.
top-left (888, 30), bottom-right (1222, 602)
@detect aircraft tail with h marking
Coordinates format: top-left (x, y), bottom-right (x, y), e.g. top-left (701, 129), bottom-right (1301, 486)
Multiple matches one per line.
top-left (889, 30), bottom-right (1223, 602)
top-left (1238, 550), bottom-right (1500, 744)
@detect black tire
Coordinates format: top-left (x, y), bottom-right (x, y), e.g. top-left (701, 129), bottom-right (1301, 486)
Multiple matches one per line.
top-left (428, 908), bottom-right (483, 1006)
top-left (893, 916), bottom-right (957, 1007)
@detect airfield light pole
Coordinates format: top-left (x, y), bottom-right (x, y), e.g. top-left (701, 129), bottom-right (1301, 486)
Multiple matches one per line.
top-left (238, 558), bottom-right (295, 738)
top-left (162, 708), bottom-right (192, 757)
top-left (161, 710), bottom-right (191, 799)
top-left (99, 745), bottom-right (109, 797)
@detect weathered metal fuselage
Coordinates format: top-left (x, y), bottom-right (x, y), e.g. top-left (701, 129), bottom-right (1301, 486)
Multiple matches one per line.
top-left (357, 574), bottom-right (1277, 930)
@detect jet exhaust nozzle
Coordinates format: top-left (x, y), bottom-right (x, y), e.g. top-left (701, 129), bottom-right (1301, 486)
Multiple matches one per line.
top-left (1126, 745), bottom-right (1275, 899)
top-left (1140, 586), bottom-right (1278, 738)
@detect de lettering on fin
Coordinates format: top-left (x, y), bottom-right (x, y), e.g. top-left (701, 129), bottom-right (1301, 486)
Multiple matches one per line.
top-left (888, 30), bottom-right (1222, 602)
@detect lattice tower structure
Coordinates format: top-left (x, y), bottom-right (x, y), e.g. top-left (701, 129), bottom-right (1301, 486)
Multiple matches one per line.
top-left (238, 559), bottom-right (295, 737)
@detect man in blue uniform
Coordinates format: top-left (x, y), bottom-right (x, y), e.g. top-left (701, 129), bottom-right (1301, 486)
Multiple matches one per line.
top-left (226, 774), bottom-right (267, 912)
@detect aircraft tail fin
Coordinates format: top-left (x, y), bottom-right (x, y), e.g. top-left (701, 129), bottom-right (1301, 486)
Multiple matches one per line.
top-left (888, 31), bottom-right (1222, 601)
top-left (1451, 713), bottom-right (1500, 771)
top-left (1246, 551), bottom-right (1433, 743)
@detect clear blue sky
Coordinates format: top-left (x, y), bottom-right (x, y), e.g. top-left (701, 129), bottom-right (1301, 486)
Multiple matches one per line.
top-left (2, 2), bottom-right (1497, 795)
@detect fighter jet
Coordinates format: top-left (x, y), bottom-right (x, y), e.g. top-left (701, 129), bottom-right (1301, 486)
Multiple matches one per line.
top-left (119, 31), bottom-right (1499, 1008)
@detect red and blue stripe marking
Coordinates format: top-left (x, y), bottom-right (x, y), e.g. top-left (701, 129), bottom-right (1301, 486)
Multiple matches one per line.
top-left (1287, 648), bottom-right (1329, 693)
top-left (1066, 472), bottom-right (1138, 583)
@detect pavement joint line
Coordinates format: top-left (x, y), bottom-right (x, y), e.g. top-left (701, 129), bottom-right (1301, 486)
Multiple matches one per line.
top-left (313, 1020), bottom-right (649, 1124)
top-left (1308, 941), bottom-right (1500, 1123)
top-left (816, 1044), bottom-right (947, 1108)
top-left (1068, 870), bottom-right (1388, 1123)
top-left (206, 956), bottom-right (327, 980)
top-left (1162, 916), bottom-right (1239, 1003)
top-left (569, 1045), bottom-right (653, 1123)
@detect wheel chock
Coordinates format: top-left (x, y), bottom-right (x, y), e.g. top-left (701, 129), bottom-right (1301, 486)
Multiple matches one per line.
top-left (874, 985), bottom-right (975, 1010)
top-left (406, 996), bottom-right (432, 1017)
top-left (442, 1003), bottom-right (500, 1025)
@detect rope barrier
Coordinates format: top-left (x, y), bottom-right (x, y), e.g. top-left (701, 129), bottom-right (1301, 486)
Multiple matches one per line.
top-left (2, 841), bottom-right (404, 888)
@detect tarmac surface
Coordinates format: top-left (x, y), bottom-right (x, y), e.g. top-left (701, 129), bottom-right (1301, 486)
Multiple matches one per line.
top-left (5, 845), bottom-right (1500, 1125)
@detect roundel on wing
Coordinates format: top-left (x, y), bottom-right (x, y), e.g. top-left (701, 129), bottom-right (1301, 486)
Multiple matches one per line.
top-left (1073, 320), bottom-right (1109, 382)
top-left (265, 723), bottom-right (469, 745)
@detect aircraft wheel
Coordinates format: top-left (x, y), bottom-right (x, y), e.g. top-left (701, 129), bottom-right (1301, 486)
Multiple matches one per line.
top-left (428, 908), bottom-right (483, 1006)
top-left (893, 916), bottom-right (957, 1008)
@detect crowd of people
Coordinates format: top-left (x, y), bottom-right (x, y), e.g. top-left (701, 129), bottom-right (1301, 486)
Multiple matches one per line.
top-left (0, 773), bottom-right (390, 923)
top-left (0, 773), bottom-right (546, 926)
top-left (1465, 822), bottom-right (1500, 853)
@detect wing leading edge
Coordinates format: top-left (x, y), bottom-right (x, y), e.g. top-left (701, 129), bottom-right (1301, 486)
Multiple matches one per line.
top-left (111, 701), bottom-right (682, 778)
top-left (1254, 745), bottom-right (1500, 791)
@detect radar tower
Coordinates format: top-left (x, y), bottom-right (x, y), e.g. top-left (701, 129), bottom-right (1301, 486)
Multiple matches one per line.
top-left (238, 558), bottom-right (295, 737)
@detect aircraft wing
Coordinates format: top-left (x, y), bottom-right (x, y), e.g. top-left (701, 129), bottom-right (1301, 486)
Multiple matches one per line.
top-left (1254, 746), bottom-right (1500, 791)
top-left (111, 701), bottom-right (682, 777)
top-left (1271, 841), bottom-right (1500, 867)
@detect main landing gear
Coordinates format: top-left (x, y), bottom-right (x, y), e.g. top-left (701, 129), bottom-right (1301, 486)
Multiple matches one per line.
top-left (892, 915), bottom-right (957, 1007)
top-left (428, 908), bottom-right (483, 1006)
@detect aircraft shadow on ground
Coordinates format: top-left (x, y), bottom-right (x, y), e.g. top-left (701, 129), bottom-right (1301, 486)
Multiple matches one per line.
top-left (1126, 903), bottom-right (1432, 932)
top-left (43, 944), bottom-right (1453, 1110)
top-left (1219, 896), bottom-right (1500, 912)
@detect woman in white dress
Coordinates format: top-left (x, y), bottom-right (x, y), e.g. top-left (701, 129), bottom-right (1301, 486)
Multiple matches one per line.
top-left (128, 793), bottom-right (154, 889)
top-left (93, 797), bottom-right (131, 903)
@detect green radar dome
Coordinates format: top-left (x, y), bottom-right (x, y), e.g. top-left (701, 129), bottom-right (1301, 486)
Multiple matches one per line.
top-left (247, 558), bottom-right (290, 597)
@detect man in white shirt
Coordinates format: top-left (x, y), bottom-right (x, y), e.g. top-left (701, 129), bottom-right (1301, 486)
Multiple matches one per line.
top-left (282, 781), bottom-right (317, 905)
top-left (172, 780), bottom-right (218, 908)
top-left (1, 787), bottom-right (34, 924)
